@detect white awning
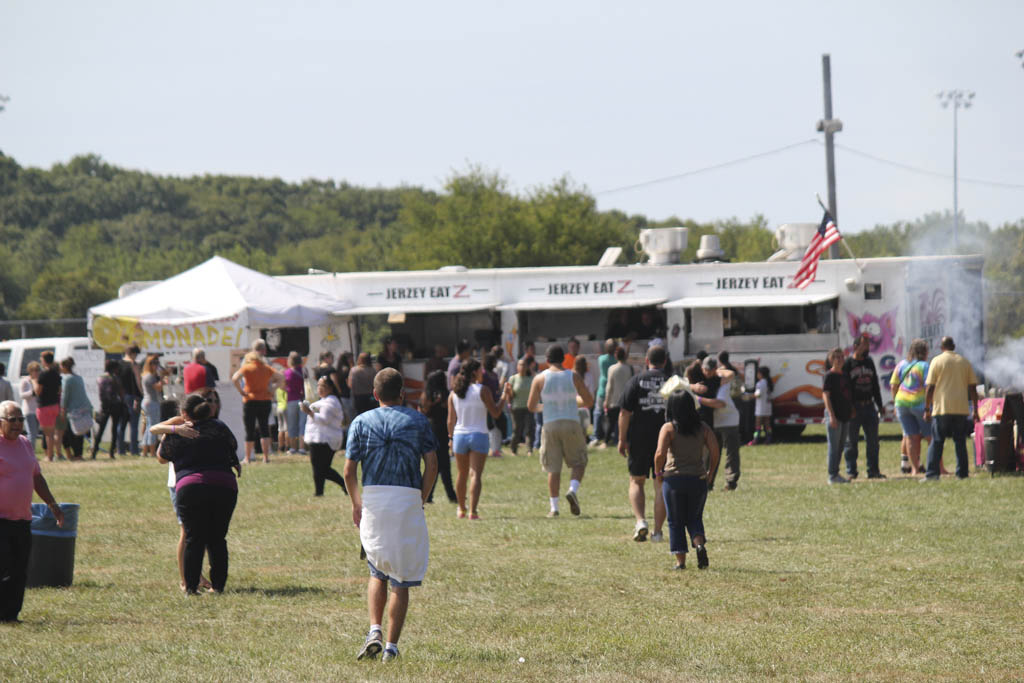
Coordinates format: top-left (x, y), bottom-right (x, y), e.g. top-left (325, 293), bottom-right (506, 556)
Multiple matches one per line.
top-left (343, 302), bottom-right (499, 315)
top-left (497, 297), bottom-right (665, 312)
top-left (662, 293), bottom-right (838, 309)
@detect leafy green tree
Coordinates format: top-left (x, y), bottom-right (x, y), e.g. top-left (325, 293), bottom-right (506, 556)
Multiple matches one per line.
top-left (395, 168), bottom-right (637, 270)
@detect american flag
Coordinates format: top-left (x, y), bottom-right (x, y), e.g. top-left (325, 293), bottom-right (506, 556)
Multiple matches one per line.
top-left (789, 209), bottom-right (842, 289)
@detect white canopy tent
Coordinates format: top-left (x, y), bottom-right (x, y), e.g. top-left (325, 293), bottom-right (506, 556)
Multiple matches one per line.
top-left (89, 255), bottom-right (350, 329)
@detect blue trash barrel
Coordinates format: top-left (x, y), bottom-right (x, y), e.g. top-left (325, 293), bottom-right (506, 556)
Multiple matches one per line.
top-left (26, 503), bottom-right (79, 588)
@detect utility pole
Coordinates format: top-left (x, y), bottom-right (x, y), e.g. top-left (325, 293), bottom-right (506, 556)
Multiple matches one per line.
top-left (937, 90), bottom-right (974, 251)
top-left (816, 54), bottom-right (843, 259)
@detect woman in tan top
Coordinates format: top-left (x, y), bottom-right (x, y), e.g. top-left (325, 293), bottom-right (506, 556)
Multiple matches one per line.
top-left (654, 390), bottom-right (719, 571)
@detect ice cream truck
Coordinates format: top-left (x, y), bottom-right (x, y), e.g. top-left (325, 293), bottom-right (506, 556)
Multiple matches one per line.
top-left (280, 226), bottom-right (985, 437)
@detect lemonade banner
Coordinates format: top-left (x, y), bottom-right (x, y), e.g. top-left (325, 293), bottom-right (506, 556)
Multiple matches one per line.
top-left (91, 315), bottom-right (248, 354)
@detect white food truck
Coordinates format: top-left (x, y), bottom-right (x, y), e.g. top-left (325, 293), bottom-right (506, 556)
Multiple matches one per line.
top-left (280, 226), bottom-right (985, 437)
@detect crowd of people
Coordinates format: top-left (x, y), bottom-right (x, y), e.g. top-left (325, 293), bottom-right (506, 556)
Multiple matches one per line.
top-left (822, 333), bottom-right (980, 484)
top-left (0, 329), bottom-right (984, 659)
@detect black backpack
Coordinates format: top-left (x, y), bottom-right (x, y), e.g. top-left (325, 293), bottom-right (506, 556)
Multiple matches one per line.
top-left (98, 374), bottom-right (123, 412)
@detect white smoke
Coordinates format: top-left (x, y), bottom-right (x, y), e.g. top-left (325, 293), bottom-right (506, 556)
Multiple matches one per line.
top-left (983, 337), bottom-right (1024, 393)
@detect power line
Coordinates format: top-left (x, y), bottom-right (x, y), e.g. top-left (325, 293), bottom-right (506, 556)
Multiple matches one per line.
top-left (593, 137), bottom-right (1024, 196)
top-left (826, 141), bottom-right (1024, 190)
top-left (595, 139), bottom-right (818, 195)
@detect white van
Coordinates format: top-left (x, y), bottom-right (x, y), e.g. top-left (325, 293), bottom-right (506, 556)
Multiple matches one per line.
top-left (0, 337), bottom-right (91, 381)
top-left (0, 337), bottom-right (106, 410)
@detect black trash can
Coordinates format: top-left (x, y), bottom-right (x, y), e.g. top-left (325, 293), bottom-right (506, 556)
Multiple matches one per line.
top-left (26, 503), bottom-right (79, 588)
top-left (981, 421), bottom-right (1000, 473)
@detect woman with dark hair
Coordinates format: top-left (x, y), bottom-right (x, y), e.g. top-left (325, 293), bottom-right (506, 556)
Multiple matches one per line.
top-left (157, 392), bottom-right (241, 594)
top-left (654, 391), bottom-right (720, 570)
top-left (447, 359), bottom-right (508, 519)
top-left (150, 394), bottom-right (216, 593)
top-left (573, 356), bottom-right (591, 436)
top-left (822, 347), bottom-right (854, 485)
top-left (92, 359), bottom-right (125, 459)
top-left (301, 376), bottom-right (347, 496)
top-left (420, 369), bottom-right (457, 503)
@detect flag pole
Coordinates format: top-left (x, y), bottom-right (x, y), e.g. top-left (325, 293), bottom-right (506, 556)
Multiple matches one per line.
top-left (816, 193), bottom-right (863, 271)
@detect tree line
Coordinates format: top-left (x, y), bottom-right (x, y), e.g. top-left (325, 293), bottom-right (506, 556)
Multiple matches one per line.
top-left (0, 152), bottom-right (1020, 343)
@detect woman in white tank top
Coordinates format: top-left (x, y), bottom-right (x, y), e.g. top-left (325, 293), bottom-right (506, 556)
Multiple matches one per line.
top-left (447, 359), bottom-right (508, 519)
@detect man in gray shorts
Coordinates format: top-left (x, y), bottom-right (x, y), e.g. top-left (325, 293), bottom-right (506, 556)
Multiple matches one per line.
top-left (527, 345), bottom-right (594, 518)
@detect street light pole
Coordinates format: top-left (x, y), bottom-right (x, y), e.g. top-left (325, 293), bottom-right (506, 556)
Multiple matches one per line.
top-left (816, 54), bottom-right (843, 259)
top-left (937, 89), bottom-right (974, 251)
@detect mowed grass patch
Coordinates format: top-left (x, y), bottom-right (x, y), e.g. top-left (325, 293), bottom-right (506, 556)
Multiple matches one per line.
top-left (4, 424), bottom-right (1023, 681)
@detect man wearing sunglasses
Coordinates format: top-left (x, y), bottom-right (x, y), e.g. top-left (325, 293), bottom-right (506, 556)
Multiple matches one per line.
top-left (0, 400), bottom-right (65, 623)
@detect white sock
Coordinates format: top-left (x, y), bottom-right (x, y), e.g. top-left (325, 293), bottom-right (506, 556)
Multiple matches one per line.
top-left (569, 479), bottom-right (580, 494)
top-left (549, 497), bottom-right (559, 511)
top-left (370, 624), bottom-right (382, 635)
top-left (386, 641), bottom-right (398, 651)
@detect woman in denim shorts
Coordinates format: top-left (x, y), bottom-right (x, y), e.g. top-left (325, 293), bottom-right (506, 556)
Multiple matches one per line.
top-left (890, 339), bottom-right (938, 476)
top-left (447, 360), bottom-right (508, 520)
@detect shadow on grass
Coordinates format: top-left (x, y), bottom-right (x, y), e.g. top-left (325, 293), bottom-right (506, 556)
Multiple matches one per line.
top-left (714, 536), bottom-right (795, 544)
top-left (230, 586), bottom-right (325, 597)
top-left (772, 432), bottom-right (903, 444)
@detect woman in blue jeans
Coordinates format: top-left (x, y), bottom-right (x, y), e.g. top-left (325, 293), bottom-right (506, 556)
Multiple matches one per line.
top-left (822, 347), bottom-right (854, 484)
top-left (654, 390), bottom-right (720, 570)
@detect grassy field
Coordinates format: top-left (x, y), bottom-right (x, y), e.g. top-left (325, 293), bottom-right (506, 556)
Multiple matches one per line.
top-left (4, 424), bottom-right (1023, 681)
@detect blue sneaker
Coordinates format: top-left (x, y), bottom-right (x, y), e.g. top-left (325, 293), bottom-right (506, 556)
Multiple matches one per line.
top-left (382, 645), bottom-right (400, 662)
top-left (357, 629), bottom-right (383, 660)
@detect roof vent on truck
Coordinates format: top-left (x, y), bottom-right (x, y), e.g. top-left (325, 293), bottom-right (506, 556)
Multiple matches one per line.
top-left (695, 234), bottom-right (727, 263)
top-left (636, 227), bottom-right (687, 265)
top-left (438, 265), bottom-right (468, 272)
top-left (768, 222), bottom-right (819, 262)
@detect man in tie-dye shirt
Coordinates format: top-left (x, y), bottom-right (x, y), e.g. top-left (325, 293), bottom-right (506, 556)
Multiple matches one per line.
top-left (345, 369), bottom-right (438, 663)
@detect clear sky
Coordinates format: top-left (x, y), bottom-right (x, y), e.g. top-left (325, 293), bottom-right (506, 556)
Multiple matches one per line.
top-left (2, 1), bottom-right (1022, 234)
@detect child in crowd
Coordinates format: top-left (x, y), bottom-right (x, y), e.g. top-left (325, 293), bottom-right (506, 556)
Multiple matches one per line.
top-left (749, 366), bottom-right (773, 445)
top-left (275, 385), bottom-right (288, 453)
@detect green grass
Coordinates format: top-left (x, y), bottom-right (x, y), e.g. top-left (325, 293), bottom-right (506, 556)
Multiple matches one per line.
top-left (5, 424), bottom-right (1023, 681)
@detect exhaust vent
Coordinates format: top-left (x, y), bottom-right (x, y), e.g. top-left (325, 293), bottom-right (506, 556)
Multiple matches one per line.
top-left (636, 227), bottom-right (688, 265)
top-left (695, 235), bottom-right (726, 263)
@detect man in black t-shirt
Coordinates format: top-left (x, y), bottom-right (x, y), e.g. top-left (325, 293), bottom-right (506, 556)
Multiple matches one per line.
top-left (116, 345), bottom-right (143, 456)
top-left (618, 346), bottom-right (669, 543)
top-left (842, 334), bottom-right (886, 479)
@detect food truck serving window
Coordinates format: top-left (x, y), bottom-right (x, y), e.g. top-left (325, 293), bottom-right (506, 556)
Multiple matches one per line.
top-left (259, 327), bottom-right (310, 358)
top-left (386, 311), bottom-right (500, 358)
top-left (724, 300), bottom-right (836, 336)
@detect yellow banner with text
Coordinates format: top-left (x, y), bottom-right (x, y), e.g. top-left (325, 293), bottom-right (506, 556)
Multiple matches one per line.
top-left (91, 315), bottom-right (246, 354)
